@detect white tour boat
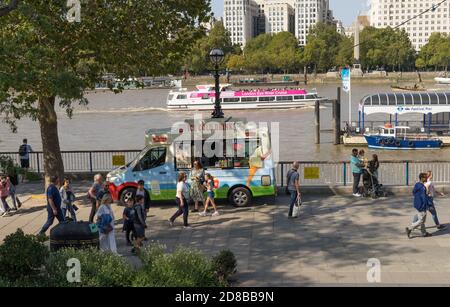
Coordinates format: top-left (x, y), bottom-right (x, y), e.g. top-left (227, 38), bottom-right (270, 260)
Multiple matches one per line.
top-left (166, 84), bottom-right (325, 110)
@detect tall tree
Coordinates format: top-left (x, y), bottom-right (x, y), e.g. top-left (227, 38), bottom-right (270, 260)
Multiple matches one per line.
top-left (0, 0), bottom-right (210, 184)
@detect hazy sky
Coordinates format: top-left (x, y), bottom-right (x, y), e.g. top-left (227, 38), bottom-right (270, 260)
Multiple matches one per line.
top-left (211, 0), bottom-right (370, 26)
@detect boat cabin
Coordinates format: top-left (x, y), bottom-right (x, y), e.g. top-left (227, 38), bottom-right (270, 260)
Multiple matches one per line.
top-left (378, 124), bottom-right (410, 139)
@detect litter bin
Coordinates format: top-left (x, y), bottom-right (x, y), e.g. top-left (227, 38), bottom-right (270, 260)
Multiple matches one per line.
top-left (50, 221), bottom-right (99, 252)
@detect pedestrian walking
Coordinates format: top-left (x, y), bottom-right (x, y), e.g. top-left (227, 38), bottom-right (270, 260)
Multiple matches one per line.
top-left (132, 194), bottom-right (147, 254)
top-left (199, 173), bottom-right (219, 217)
top-left (189, 160), bottom-right (205, 213)
top-left (136, 180), bottom-right (151, 219)
top-left (122, 197), bottom-right (135, 246)
top-left (39, 176), bottom-right (65, 235)
top-left (96, 193), bottom-right (117, 253)
top-left (412, 171), bottom-right (446, 230)
top-left (368, 154), bottom-right (380, 179)
top-left (18, 139), bottom-right (32, 182)
top-left (0, 175), bottom-right (11, 216)
top-left (351, 148), bottom-right (364, 197)
top-left (60, 178), bottom-right (77, 222)
top-left (406, 173), bottom-right (433, 239)
top-left (168, 172), bottom-right (191, 228)
top-left (287, 162), bottom-right (301, 218)
top-left (88, 174), bottom-right (103, 223)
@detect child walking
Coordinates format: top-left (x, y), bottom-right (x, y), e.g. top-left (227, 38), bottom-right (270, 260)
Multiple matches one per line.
top-left (199, 173), bottom-right (219, 217)
top-left (122, 197), bottom-right (135, 246)
top-left (132, 195), bottom-right (147, 254)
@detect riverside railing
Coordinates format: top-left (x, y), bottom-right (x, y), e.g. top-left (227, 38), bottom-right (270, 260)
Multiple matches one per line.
top-left (1, 151), bottom-right (448, 187)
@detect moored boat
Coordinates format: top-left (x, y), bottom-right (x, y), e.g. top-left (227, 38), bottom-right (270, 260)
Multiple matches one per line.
top-left (167, 84), bottom-right (325, 110)
top-left (364, 124), bottom-right (443, 150)
top-left (435, 77), bottom-right (450, 84)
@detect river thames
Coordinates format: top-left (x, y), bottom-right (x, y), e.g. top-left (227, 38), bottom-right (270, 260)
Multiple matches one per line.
top-left (1, 83), bottom-right (450, 161)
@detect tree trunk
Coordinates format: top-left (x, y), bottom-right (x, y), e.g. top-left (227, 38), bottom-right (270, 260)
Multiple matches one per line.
top-left (38, 96), bottom-right (65, 188)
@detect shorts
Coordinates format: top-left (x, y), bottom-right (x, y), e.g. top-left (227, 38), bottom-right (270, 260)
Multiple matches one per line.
top-left (20, 159), bottom-right (30, 169)
top-left (133, 223), bottom-right (145, 238)
top-left (207, 191), bottom-right (215, 199)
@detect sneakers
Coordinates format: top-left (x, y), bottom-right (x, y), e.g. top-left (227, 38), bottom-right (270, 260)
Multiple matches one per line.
top-left (423, 232), bottom-right (433, 238)
top-left (437, 224), bottom-right (447, 230)
top-left (199, 211), bottom-right (207, 217)
top-left (168, 219), bottom-right (174, 227)
top-left (353, 193), bottom-right (362, 197)
top-left (183, 225), bottom-right (193, 230)
top-left (212, 211), bottom-right (220, 217)
top-left (406, 227), bottom-right (412, 239)
top-left (191, 208), bottom-right (199, 213)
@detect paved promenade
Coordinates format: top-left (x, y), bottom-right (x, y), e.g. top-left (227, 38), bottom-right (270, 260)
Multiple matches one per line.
top-left (2, 181), bottom-right (450, 286)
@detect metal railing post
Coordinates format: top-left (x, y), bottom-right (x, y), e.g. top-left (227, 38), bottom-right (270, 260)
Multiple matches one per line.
top-left (406, 161), bottom-right (410, 186)
top-left (343, 162), bottom-right (347, 186)
top-left (36, 153), bottom-right (41, 174)
top-left (281, 164), bottom-right (284, 187)
top-left (89, 152), bottom-right (93, 173)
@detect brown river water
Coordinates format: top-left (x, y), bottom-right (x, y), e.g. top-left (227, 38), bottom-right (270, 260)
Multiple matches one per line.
top-left (1, 83), bottom-right (450, 162)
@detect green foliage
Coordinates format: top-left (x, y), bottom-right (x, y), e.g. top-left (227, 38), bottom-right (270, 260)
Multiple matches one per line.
top-left (0, 229), bottom-right (49, 282)
top-left (133, 245), bottom-right (225, 287)
top-left (416, 33), bottom-right (450, 70)
top-left (212, 250), bottom-right (237, 282)
top-left (44, 248), bottom-right (134, 287)
top-left (186, 22), bottom-right (236, 74)
top-left (360, 26), bottom-right (416, 71)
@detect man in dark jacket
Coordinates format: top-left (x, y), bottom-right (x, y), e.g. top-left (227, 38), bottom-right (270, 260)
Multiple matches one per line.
top-left (406, 173), bottom-right (433, 239)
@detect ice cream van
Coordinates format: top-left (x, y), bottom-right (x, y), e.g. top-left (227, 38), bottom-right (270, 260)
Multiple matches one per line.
top-left (107, 118), bottom-right (276, 207)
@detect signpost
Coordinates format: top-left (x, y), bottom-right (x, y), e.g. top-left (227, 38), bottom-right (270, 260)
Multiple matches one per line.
top-left (341, 68), bottom-right (352, 126)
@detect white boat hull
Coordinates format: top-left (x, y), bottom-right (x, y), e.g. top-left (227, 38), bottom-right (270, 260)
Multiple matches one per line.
top-left (167, 99), bottom-right (322, 111)
top-left (435, 77), bottom-right (450, 84)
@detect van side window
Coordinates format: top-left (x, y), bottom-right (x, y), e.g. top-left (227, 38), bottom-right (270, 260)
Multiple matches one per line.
top-left (136, 147), bottom-right (166, 171)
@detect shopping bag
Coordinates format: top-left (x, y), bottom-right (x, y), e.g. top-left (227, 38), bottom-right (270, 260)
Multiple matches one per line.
top-left (292, 196), bottom-right (302, 218)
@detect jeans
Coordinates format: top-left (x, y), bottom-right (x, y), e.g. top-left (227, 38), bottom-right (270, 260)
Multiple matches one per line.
top-left (62, 204), bottom-right (77, 222)
top-left (408, 210), bottom-right (427, 236)
top-left (9, 185), bottom-right (17, 209)
top-left (288, 190), bottom-right (298, 217)
top-left (1, 197), bottom-right (10, 212)
top-left (413, 203), bottom-right (440, 226)
top-left (40, 205), bottom-right (65, 234)
top-left (353, 172), bottom-right (361, 194)
top-left (89, 197), bottom-right (97, 223)
top-left (170, 197), bottom-right (189, 227)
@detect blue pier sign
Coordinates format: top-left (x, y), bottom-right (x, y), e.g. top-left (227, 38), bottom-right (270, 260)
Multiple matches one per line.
top-left (341, 68), bottom-right (351, 93)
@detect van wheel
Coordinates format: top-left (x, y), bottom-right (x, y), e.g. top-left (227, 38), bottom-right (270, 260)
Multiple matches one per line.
top-left (229, 187), bottom-right (252, 207)
top-left (120, 187), bottom-right (136, 206)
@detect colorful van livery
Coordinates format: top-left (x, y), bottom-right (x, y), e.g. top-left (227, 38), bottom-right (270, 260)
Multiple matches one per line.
top-left (107, 118), bottom-right (276, 207)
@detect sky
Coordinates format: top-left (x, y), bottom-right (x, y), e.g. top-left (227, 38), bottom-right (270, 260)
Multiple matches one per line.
top-left (211, 0), bottom-right (370, 26)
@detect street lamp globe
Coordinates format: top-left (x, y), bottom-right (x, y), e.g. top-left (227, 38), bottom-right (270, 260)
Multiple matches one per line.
top-left (209, 48), bottom-right (225, 66)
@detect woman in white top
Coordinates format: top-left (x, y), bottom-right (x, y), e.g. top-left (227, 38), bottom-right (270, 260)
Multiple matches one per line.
top-left (96, 193), bottom-right (118, 253)
top-left (168, 172), bottom-right (190, 228)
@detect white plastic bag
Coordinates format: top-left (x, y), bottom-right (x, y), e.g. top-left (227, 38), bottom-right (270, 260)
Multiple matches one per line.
top-left (292, 196), bottom-right (302, 218)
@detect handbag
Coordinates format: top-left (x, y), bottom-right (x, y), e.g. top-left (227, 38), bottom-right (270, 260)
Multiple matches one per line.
top-left (292, 195), bottom-right (302, 218)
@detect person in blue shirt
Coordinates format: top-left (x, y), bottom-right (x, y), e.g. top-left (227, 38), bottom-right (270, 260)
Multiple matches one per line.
top-left (39, 176), bottom-right (65, 235)
top-left (350, 149), bottom-right (364, 197)
top-left (406, 173), bottom-right (433, 239)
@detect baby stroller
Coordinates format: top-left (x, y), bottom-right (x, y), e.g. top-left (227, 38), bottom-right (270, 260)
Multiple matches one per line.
top-left (361, 168), bottom-right (386, 199)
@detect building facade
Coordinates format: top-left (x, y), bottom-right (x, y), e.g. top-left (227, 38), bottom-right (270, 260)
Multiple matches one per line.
top-left (224, 0), bottom-right (260, 46)
top-left (294, 0), bottom-right (329, 46)
top-left (369, 0), bottom-right (450, 50)
top-left (264, 0), bottom-right (295, 34)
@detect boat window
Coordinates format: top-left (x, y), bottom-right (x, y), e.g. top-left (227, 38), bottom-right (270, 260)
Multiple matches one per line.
top-left (294, 95), bottom-right (305, 100)
top-left (412, 93), bottom-right (421, 105)
top-left (276, 96), bottom-right (293, 101)
top-left (387, 94), bottom-right (396, 105)
top-left (379, 95), bottom-right (388, 105)
top-left (134, 147), bottom-right (166, 171)
top-left (306, 94), bottom-right (316, 99)
top-left (371, 95), bottom-right (380, 105)
top-left (259, 97), bottom-right (276, 102)
top-left (396, 94), bottom-right (405, 105)
top-left (422, 94), bottom-right (430, 105)
top-left (404, 94), bottom-right (414, 105)
top-left (177, 94), bottom-right (187, 100)
top-left (223, 98), bottom-right (240, 103)
top-left (202, 94), bottom-right (210, 100)
top-left (241, 97), bottom-right (258, 102)
top-left (437, 93), bottom-right (448, 105)
top-left (430, 93), bottom-right (439, 105)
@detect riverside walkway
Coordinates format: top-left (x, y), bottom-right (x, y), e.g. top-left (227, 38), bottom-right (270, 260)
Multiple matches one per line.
top-left (2, 181), bottom-right (450, 286)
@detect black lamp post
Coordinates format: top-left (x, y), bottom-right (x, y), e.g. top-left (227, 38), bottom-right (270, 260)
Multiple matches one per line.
top-left (209, 48), bottom-right (225, 119)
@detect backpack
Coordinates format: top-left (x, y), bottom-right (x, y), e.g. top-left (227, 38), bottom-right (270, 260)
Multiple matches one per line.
top-left (19, 145), bottom-right (28, 157)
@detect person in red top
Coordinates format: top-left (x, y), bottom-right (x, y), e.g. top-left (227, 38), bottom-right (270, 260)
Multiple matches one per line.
top-left (0, 175), bottom-right (11, 216)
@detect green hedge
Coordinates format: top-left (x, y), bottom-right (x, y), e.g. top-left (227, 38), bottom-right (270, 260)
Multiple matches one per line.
top-left (0, 230), bottom-right (236, 287)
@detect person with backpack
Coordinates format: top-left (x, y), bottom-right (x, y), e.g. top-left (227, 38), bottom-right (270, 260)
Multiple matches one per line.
top-left (132, 194), bottom-right (147, 254)
top-left (199, 173), bottom-right (219, 217)
top-left (39, 176), bottom-right (65, 235)
top-left (287, 162), bottom-right (301, 219)
top-left (406, 173), bottom-right (433, 239)
top-left (18, 139), bottom-right (32, 182)
top-left (59, 178), bottom-right (77, 222)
